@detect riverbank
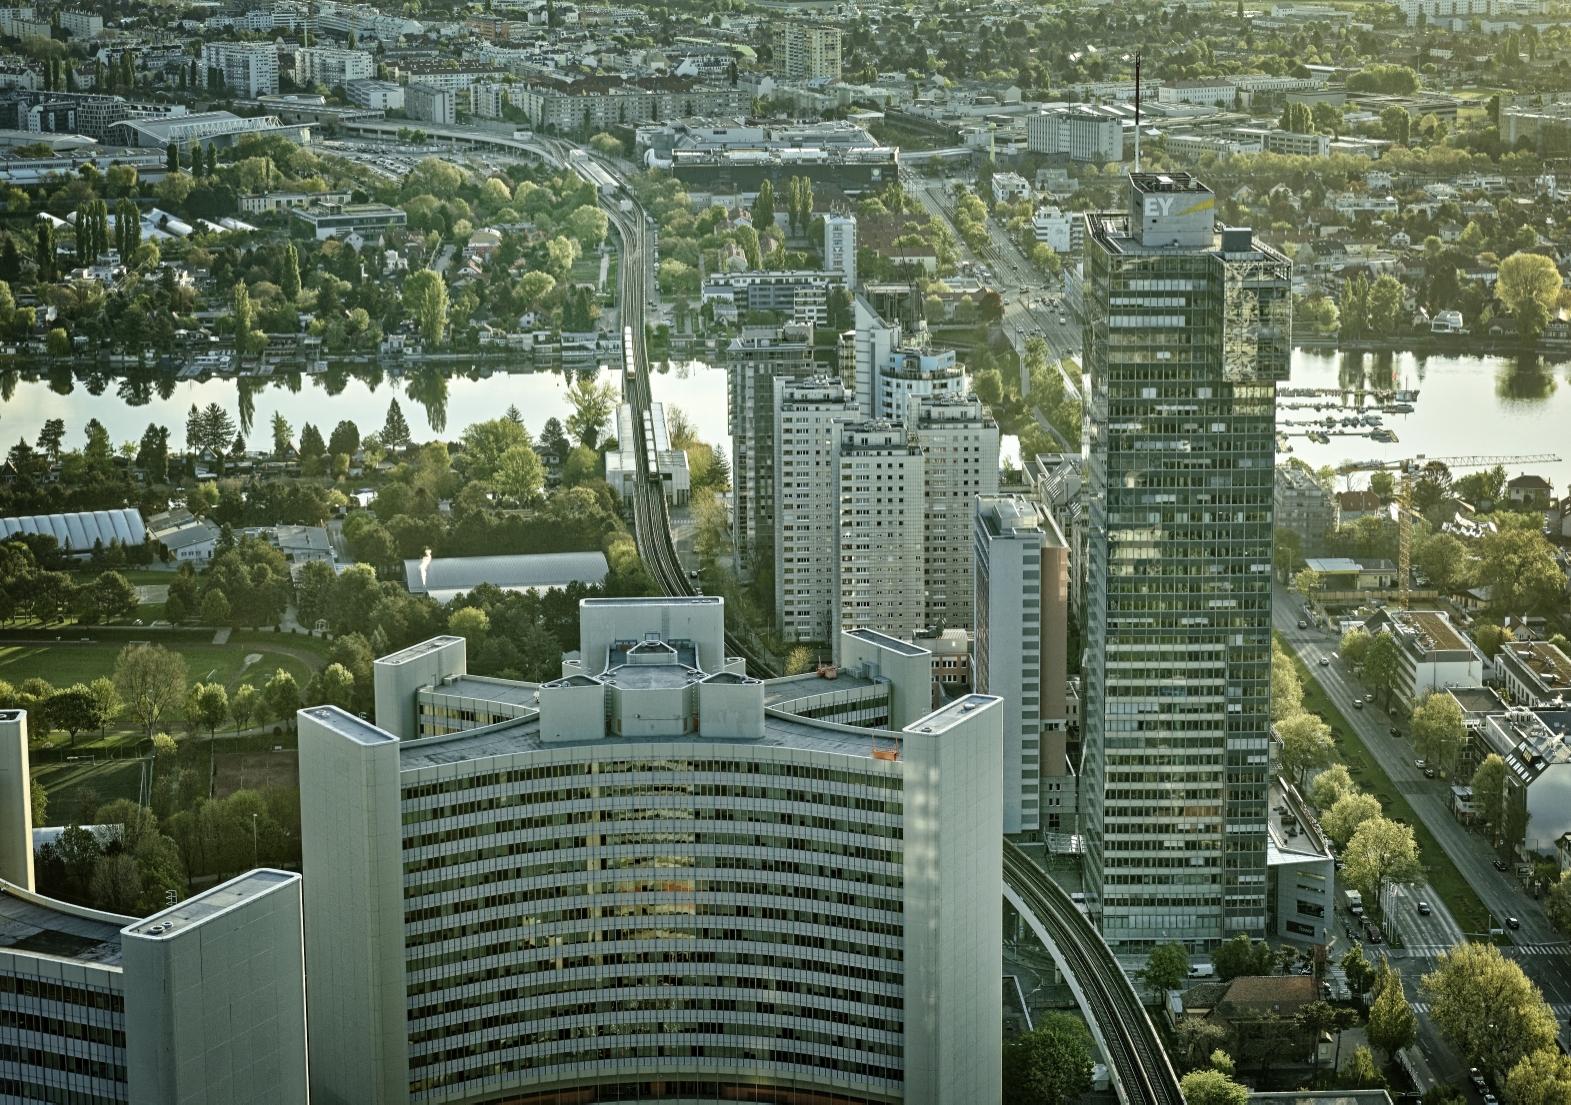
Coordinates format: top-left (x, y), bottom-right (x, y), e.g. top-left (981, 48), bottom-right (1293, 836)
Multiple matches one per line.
top-left (1293, 332), bottom-right (1571, 360)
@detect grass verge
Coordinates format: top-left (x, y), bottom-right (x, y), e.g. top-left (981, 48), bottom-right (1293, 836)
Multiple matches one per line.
top-left (1276, 630), bottom-right (1492, 936)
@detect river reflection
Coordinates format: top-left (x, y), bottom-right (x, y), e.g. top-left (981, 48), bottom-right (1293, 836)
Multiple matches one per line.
top-left (0, 356), bottom-right (735, 460)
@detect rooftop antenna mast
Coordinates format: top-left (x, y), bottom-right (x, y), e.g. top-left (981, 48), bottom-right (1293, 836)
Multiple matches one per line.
top-left (1133, 53), bottom-right (1141, 173)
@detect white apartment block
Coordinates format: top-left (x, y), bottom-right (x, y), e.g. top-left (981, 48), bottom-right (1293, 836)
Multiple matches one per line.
top-left (471, 81), bottom-right (505, 117)
top-left (775, 376), bottom-right (856, 642)
top-left (303, 607), bottom-right (1004, 1104)
top-left (57, 9), bottom-right (103, 37)
top-left (853, 296), bottom-right (966, 422)
top-left (834, 421), bottom-right (926, 653)
top-left (1032, 206), bottom-right (1074, 253)
top-left (293, 46), bottom-right (374, 89)
top-left (771, 22), bottom-right (842, 79)
top-left (202, 41), bottom-right (279, 97)
top-left (405, 81), bottom-right (456, 125)
top-left (907, 395), bottom-right (999, 631)
top-left (346, 77), bottom-right (404, 110)
top-left (991, 171), bottom-right (1032, 204)
top-left (1026, 105), bottom-right (1125, 162)
top-left (824, 212), bottom-right (856, 291)
top-left (976, 496), bottom-right (1072, 836)
top-left (1398, 0), bottom-right (1542, 22)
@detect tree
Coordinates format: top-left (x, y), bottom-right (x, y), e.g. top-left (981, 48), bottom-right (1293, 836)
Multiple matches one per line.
top-left (313, 663), bottom-right (355, 710)
top-left (201, 589), bottom-right (231, 627)
top-left (40, 685), bottom-right (102, 746)
top-left (1340, 1045), bottom-right (1389, 1090)
top-left (1323, 792), bottom-right (1384, 848)
top-left (1343, 816), bottom-right (1424, 907)
top-left (271, 412), bottom-right (294, 458)
top-left (493, 445), bottom-right (544, 503)
top-left (1546, 871), bottom-right (1571, 935)
top-left (1277, 712), bottom-right (1334, 787)
top-left (1364, 630), bottom-right (1401, 704)
top-left (1271, 645), bottom-right (1303, 720)
top-left (1411, 693), bottom-right (1466, 775)
top-left (460, 417), bottom-right (532, 481)
top-left (230, 683), bottom-right (260, 733)
top-left (566, 204), bottom-right (608, 245)
top-left (1215, 932), bottom-right (1274, 981)
top-left (113, 643), bottom-right (187, 734)
top-left (328, 420), bottom-right (360, 458)
top-left (1415, 533), bottom-right (1468, 595)
top-left (1380, 105), bottom-right (1412, 145)
top-left (1422, 943), bottom-right (1559, 1075)
top-left (1506, 1049), bottom-right (1571, 1105)
top-left (1293, 567), bottom-right (1322, 604)
top-left (195, 682), bottom-right (228, 739)
top-left (1140, 941), bottom-right (1190, 993)
top-left (263, 669), bottom-right (300, 728)
top-left (1002, 1012), bottom-right (1095, 1105)
top-left (1341, 626), bottom-right (1373, 665)
top-left (980, 289), bottom-right (1005, 322)
top-left (1367, 274), bottom-right (1405, 333)
top-left (36, 418), bottom-right (64, 462)
top-left (1310, 763), bottom-right (1357, 810)
top-left (1477, 529), bottom-right (1566, 616)
top-left (35, 219), bottom-right (55, 283)
top-left (381, 400), bottom-right (412, 449)
top-left (280, 243), bottom-right (301, 301)
top-left (403, 268), bottom-right (449, 342)
top-left (92, 572), bottom-right (138, 619)
top-left (447, 606), bottom-right (490, 650)
top-left (564, 376), bottom-right (618, 449)
top-left (1474, 623), bottom-right (1515, 661)
top-left (1367, 976), bottom-right (1417, 1063)
top-left (1471, 753), bottom-right (1507, 836)
top-left (1280, 102), bottom-right (1314, 133)
top-left (1496, 252), bottom-right (1562, 339)
top-left (1179, 1070), bottom-right (1248, 1105)
top-left (87, 677), bottom-right (121, 737)
top-left (1296, 1001), bottom-right (1340, 1080)
top-left (1342, 943), bottom-right (1376, 1001)
top-left (750, 179), bottom-right (776, 233)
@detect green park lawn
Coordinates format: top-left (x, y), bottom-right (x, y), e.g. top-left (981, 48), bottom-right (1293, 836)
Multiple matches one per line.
top-left (31, 758), bottom-right (146, 825)
top-left (1277, 630), bottom-right (1493, 939)
top-left (0, 643), bottom-right (315, 696)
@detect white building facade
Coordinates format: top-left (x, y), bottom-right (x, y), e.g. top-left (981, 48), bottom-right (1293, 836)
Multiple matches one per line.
top-left (834, 421), bottom-right (926, 652)
top-left (201, 41), bottom-right (280, 97)
top-left (907, 394), bottom-right (999, 631)
top-left (824, 213), bottom-right (856, 291)
top-left (775, 375), bottom-right (856, 642)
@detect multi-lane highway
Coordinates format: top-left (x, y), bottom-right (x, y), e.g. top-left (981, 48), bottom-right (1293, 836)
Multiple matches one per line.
top-left (1004, 842), bottom-right (1183, 1105)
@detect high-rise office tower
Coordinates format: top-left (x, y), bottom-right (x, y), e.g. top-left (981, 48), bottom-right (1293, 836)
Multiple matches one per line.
top-left (834, 420), bottom-right (926, 654)
top-left (1081, 173), bottom-right (1290, 950)
top-left (770, 22), bottom-right (843, 79)
top-left (908, 395), bottom-right (1000, 630)
top-left (727, 322), bottom-right (814, 568)
top-left (774, 375), bottom-right (856, 642)
top-left (825, 213), bottom-right (857, 290)
top-left (975, 496), bottom-right (1071, 836)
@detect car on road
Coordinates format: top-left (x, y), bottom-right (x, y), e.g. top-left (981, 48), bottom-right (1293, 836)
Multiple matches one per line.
top-left (1424, 767), bottom-right (1436, 778)
top-left (1485, 1095), bottom-right (1499, 1105)
top-left (1494, 859), bottom-right (1510, 871)
top-left (1059, 317), bottom-right (1067, 325)
top-left (1390, 727), bottom-right (1402, 737)
top-left (1417, 901), bottom-right (1431, 915)
top-left (1472, 1071), bottom-right (1487, 1093)
top-left (1354, 700), bottom-right (1364, 709)
top-left (1298, 620), bottom-right (1308, 629)
top-left (1366, 693), bottom-right (1375, 702)
top-left (1320, 657), bottom-right (1330, 665)
top-left (1416, 759), bottom-right (1426, 768)
top-left (1365, 923), bottom-right (1383, 943)
top-left (1507, 917), bottom-right (1520, 929)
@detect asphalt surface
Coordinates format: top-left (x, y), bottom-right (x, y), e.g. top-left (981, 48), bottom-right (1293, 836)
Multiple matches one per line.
top-left (1274, 585), bottom-right (1571, 1082)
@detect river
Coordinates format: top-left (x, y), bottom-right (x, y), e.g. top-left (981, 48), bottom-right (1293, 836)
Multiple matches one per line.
top-left (0, 359), bottom-right (735, 463)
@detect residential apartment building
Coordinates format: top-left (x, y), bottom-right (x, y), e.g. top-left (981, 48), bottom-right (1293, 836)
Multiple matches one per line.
top-left (1, 712), bottom-right (309, 1105)
top-left (834, 421), bottom-right (926, 651)
top-left (976, 495), bottom-right (1072, 836)
top-left (702, 270), bottom-right (846, 326)
top-left (346, 77), bottom-right (404, 110)
top-left (825, 212), bottom-right (856, 291)
top-left (201, 41), bottom-right (280, 97)
top-left (57, 9), bottom-right (103, 37)
top-left (1032, 206), bottom-right (1076, 253)
top-left (774, 375), bottom-right (856, 642)
top-left (853, 295), bottom-right (966, 421)
top-left (512, 75), bottom-right (748, 134)
top-left (1496, 639), bottom-right (1571, 707)
top-left (1082, 173), bottom-right (1292, 950)
top-left (1274, 465), bottom-right (1339, 556)
top-left (771, 22), bottom-right (842, 80)
top-left (305, 607), bottom-right (1004, 1104)
top-left (405, 81), bottom-right (456, 125)
top-left (727, 323), bottom-right (815, 569)
top-left (293, 46), bottom-right (374, 89)
top-left (471, 81), bottom-right (506, 118)
top-left (1026, 105), bottom-right (1126, 162)
top-left (909, 394), bottom-right (1000, 630)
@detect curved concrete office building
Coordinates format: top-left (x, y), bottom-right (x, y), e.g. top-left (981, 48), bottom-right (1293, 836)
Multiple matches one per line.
top-left (302, 597), bottom-right (1003, 1105)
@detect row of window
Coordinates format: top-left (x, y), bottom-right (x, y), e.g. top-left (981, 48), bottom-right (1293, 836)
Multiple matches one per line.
top-left (406, 806), bottom-right (902, 851)
top-left (0, 1075), bottom-right (125, 1105)
top-left (407, 926), bottom-right (903, 979)
top-left (406, 879), bottom-right (903, 925)
top-left (0, 977), bottom-right (121, 1014)
top-left (407, 948), bottom-right (905, 1002)
top-left (0, 1009), bottom-right (124, 1048)
top-left (402, 761), bottom-right (903, 803)
top-left (405, 834), bottom-right (903, 877)
top-left (405, 861), bottom-right (902, 903)
top-left (409, 995), bottom-right (903, 1048)
top-left (408, 1044), bottom-right (903, 1096)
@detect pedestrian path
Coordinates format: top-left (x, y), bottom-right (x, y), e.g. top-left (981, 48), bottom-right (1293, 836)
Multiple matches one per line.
top-left (1412, 1001), bottom-right (1571, 1017)
top-left (1403, 941), bottom-right (1571, 956)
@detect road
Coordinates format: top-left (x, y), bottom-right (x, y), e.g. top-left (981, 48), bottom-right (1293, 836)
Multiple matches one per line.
top-left (1274, 585), bottom-right (1571, 1065)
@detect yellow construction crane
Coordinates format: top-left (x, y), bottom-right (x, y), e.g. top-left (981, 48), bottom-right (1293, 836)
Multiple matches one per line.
top-left (1335, 453), bottom-right (1562, 610)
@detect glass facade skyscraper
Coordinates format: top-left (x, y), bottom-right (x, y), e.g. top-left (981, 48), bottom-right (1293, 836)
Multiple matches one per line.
top-left (1081, 173), bottom-right (1291, 950)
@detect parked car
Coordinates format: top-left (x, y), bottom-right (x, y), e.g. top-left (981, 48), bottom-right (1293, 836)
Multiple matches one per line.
top-left (1417, 901), bottom-right (1431, 915)
top-left (1472, 1069), bottom-right (1487, 1092)
top-left (1494, 859), bottom-right (1510, 872)
top-left (1366, 693), bottom-right (1375, 702)
top-left (1424, 767), bottom-right (1436, 778)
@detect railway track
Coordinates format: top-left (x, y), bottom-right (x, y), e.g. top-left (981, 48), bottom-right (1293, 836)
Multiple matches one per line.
top-left (592, 160), bottom-right (778, 678)
top-left (1003, 841), bottom-right (1183, 1105)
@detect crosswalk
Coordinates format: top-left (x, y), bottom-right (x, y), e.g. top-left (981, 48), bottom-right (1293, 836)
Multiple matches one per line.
top-left (1403, 942), bottom-right (1571, 957)
top-left (1412, 1002), bottom-right (1571, 1017)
